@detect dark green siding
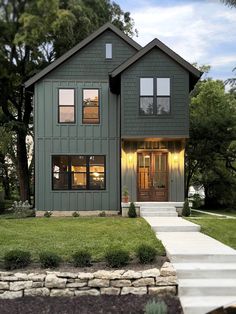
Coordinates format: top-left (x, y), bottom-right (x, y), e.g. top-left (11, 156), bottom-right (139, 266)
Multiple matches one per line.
top-left (120, 47), bottom-right (189, 137)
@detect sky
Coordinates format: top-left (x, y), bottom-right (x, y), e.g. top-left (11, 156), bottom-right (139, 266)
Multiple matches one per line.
top-left (118, 0), bottom-right (236, 82)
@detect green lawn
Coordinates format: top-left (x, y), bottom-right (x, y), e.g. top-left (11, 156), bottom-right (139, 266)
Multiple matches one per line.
top-left (0, 217), bottom-right (165, 262)
top-left (187, 217), bottom-right (236, 249)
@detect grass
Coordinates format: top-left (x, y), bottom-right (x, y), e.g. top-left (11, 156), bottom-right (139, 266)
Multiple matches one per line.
top-left (0, 217), bottom-right (165, 262)
top-left (187, 217), bottom-right (236, 249)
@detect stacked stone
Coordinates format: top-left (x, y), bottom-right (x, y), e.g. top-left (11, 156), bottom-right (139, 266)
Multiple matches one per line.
top-left (0, 262), bottom-right (177, 299)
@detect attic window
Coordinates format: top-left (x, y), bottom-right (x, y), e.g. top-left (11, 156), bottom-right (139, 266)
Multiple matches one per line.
top-left (105, 43), bottom-right (112, 59)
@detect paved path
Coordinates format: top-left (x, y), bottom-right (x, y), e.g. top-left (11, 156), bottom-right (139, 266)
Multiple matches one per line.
top-left (192, 209), bottom-right (236, 219)
top-left (141, 205), bottom-right (236, 314)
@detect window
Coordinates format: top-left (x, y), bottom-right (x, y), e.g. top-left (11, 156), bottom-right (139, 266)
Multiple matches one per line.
top-left (52, 155), bottom-right (105, 190)
top-left (82, 89), bottom-right (99, 124)
top-left (58, 89), bottom-right (75, 123)
top-left (105, 43), bottom-right (112, 59)
top-left (140, 78), bottom-right (170, 115)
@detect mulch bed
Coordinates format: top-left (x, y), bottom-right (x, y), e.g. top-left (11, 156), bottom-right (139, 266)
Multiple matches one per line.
top-left (0, 295), bottom-right (183, 314)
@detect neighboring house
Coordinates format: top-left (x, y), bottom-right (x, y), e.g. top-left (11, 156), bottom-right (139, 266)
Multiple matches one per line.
top-left (25, 23), bottom-right (202, 214)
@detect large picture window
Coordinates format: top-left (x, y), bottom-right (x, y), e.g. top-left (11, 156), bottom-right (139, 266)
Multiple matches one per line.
top-left (140, 78), bottom-right (170, 115)
top-left (58, 89), bottom-right (75, 123)
top-left (52, 155), bottom-right (105, 190)
top-left (82, 89), bottom-right (99, 124)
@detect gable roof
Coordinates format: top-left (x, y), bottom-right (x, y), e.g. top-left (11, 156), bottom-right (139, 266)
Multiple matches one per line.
top-left (111, 38), bottom-right (202, 90)
top-left (25, 22), bottom-right (142, 88)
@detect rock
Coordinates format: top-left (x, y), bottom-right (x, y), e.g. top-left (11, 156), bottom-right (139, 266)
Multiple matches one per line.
top-left (122, 271), bottom-right (141, 279)
top-left (56, 272), bottom-right (78, 279)
top-left (0, 291), bottom-right (23, 299)
top-left (10, 281), bottom-right (33, 291)
top-left (28, 274), bottom-right (46, 282)
top-left (132, 278), bottom-right (155, 287)
top-left (45, 274), bottom-right (66, 289)
top-left (156, 276), bottom-right (177, 286)
top-left (160, 262), bottom-right (176, 276)
top-left (32, 282), bottom-right (44, 288)
top-left (121, 287), bottom-right (147, 295)
top-left (142, 269), bottom-right (160, 278)
top-left (66, 280), bottom-right (87, 288)
top-left (110, 280), bottom-right (131, 287)
top-left (101, 287), bottom-right (120, 295)
top-left (0, 282), bottom-right (9, 290)
top-left (50, 289), bottom-right (74, 297)
top-left (75, 289), bottom-right (100, 296)
top-left (78, 272), bottom-right (94, 280)
top-left (24, 288), bottom-right (50, 297)
top-left (0, 272), bottom-right (13, 276)
top-left (0, 276), bottom-right (18, 281)
top-left (14, 273), bottom-right (28, 280)
top-left (94, 270), bottom-right (125, 280)
top-left (88, 279), bottom-right (109, 288)
top-left (149, 286), bottom-right (176, 295)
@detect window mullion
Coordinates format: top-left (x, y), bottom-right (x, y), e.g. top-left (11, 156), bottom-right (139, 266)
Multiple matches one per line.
top-left (68, 156), bottom-right (72, 190)
top-left (153, 78), bottom-right (157, 115)
top-left (87, 156), bottom-right (90, 190)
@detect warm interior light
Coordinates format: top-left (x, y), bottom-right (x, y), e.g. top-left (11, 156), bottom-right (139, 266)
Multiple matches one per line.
top-left (173, 153), bottom-right (179, 162)
top-left (128, 154), bottom-right (133, 162)
top-left (93, 172), bottom-right (99, 177)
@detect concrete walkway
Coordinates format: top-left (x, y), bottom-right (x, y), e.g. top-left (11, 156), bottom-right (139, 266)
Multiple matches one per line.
top-left (192, 209), bottom-right (236, 219)
top-left (141, 205), bottom-right (236, 314)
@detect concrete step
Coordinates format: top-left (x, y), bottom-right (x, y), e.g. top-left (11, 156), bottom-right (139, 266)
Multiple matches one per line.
top-left (141, 207), bottom-right (177, 212)
top-left (170, 253), bottom-right (236, 263)
top-left (154, 225), bottom-right (200, 232)
top-left (174, 263), bottom-right (236, 279)
top-left (179, 278), bottom-right (236, 296)
top-left (180, 296), bottom-right (236, 314)
top-left (141, 212), bottom-right (178, 217)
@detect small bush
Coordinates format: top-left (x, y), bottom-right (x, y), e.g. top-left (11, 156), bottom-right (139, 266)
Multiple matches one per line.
top-left (44, 211), bottom-right (52, 218)
top-left (72, 211), bottom-right (80, 217)
top-left (182, 199), bottom-right (191, 217)
top-left (72, 250), bottom-right (92, 267)
top-left (128, 202), bottom-right (137, 218)
top-left (136, 244), bottom-right (157, 264)
top-left (144, 299), bottom-right (167, 314)
top-left (98, 211), bottom-right (106, 217)
top-left (105, 248), bottom-right (130, 268)
top-left (39, 252), bottom-right (61, 268)
top-left (192, 193), bottom-right (202, 209)
top-left (4, 250), bottom-right (31, 270)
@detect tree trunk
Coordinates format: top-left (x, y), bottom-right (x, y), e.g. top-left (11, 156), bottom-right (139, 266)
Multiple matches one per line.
top-left (17, 132), bottom-right (30, 202)
top-left (0, 154), bottom-right (11, 199)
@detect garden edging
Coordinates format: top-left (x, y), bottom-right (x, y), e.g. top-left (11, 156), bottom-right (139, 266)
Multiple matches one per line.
top-left (0, 262), bottom-right (177, 299)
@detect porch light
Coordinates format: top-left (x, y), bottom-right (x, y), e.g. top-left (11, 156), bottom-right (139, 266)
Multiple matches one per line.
top-left (128, 153), bottom-right (133, 162)
top-left (173, 153), bottom-right (179, 162)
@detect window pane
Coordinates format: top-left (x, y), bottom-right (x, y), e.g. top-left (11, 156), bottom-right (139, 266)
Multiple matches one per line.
top-left (140, 78), bottom-right (153, 96)
top-left (83, 90), bottom-right (99, 106)
top-left (72, 173), bottom-right (86, 189)
top-left (59, 107), bottom-right (75, 123)
top-left (59, 89), bottom-right (74, 106)
top-left (83, 107), bottom-right (99, 124)
top-left (53, 172), bottom-right (68, 189)
top-left (106, 43), bottom-right (112, 59)
top-left (71, 156), bottom-right (86, 172)
top-left (89, 156), bottom-right (105, 168)
top-left (157, 78), bottom-right (170, 96)
top-left (89, 173), bottom-right (105, 189)
top-left (140, 97), bottom-right (154, 115)
top-left (157, 97), bottom-right (170, 114)
top-left (52, 156), bottom-right (69, 172)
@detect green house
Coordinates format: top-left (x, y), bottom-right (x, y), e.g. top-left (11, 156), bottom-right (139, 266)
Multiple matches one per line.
top-left (25, 23), bottom-right (201, 215)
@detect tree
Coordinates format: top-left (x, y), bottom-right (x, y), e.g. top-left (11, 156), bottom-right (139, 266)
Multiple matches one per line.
top-left (185, 80), bottom-right (236, 207)
top-left (0, 0), bottom-right (135, 201)
top-left (221, 0), bottom-right (236, 7)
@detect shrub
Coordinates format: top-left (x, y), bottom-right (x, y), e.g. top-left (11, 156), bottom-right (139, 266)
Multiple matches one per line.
top-left (128, 202), bottom-right (137, 218)
top-left (10, 200), bottom-right (35, 218)
top-left (192, 193), bottom-right (202, 209)
top-left (136, 244), bottom-right (157, 264)
top-left (105, 248), bottom-right (130, 268)
top-left (72, 211), bottom-right (80, 217)
top-left (39, 252), bottom-right (61, 268)
top-left (72, 250), bottom-right (92, 267)
top-left (144, 300), bottom-right (167, 314)
top-left (98, 211), bottom-right (106, 217)
top-left (44, 211), bottom-right (52, 218)
top-left (4, 250), bottom-right (31, 270)
top-left (182, 199), bottom-right (191, 217)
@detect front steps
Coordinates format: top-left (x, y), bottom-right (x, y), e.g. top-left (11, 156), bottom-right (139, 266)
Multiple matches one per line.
top-left (142, 209), bottom-right (236, 314)
top-left (140, 203), bottom-right (178, 218)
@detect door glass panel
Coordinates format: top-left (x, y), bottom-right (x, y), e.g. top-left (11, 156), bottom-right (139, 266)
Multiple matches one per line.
top-left (153, 154), bottom-right (167, 188)
top-left (138, 154), bottom-right (151, 190)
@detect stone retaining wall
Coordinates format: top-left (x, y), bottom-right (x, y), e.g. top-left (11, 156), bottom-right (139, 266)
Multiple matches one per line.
top-left (0, 262), bottom-right (177, 299)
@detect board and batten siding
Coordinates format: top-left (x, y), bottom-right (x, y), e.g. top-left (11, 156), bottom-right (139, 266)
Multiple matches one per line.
top-left (120, 47), bottom-right (190, 137)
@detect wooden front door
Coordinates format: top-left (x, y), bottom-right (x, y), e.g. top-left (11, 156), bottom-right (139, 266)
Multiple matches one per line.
top-left (137, 152), bottom-right (168, 201)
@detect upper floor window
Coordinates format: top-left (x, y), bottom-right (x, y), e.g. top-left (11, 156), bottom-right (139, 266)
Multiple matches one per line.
top-left (82, 89), bottom-right (100, 124)
top-left (105, 43), bottom-right (112, 59)
top-left (140, 78), bottom-right (170, 115)
top-left (58, 89), bottom-right (75, 123)
top-left (52, 155), bottom-right (105, 190)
